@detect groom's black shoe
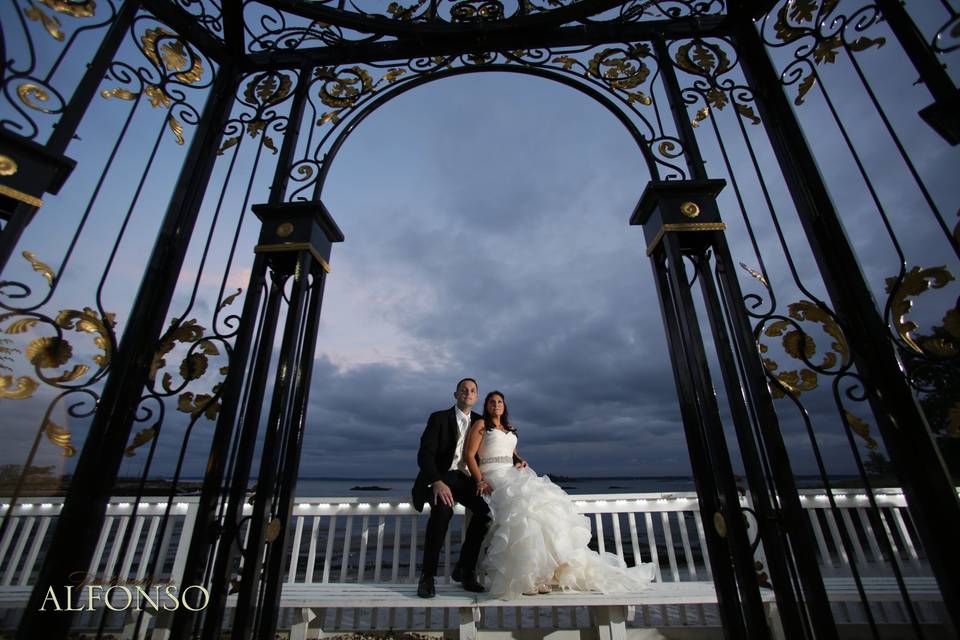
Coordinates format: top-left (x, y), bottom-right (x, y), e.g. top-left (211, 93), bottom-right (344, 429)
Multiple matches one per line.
top-left (417, 574), bottom-right (436, 598)
top-left (452, 564), bottom-right (485, 593)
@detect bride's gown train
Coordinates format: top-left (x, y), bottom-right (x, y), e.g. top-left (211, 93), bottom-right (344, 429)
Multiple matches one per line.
top-left (477, 428), bottom-right (656, 599)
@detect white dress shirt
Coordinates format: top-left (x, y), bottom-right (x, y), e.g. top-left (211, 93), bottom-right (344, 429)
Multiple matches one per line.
top-left (449, 406), bottom-right (472, 475)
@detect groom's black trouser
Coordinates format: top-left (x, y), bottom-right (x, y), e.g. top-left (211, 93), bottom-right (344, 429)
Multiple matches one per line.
top-left (421, 470), bottom-right (491, 577)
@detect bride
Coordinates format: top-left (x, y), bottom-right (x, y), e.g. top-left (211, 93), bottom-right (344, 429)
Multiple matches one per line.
top-left (464, 390), bottom-right (656, 599)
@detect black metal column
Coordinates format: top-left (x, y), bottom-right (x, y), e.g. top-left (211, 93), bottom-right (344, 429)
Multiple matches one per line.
top-left (653, 38), bottom-right (827, 635)
top-left (257, 262), bottom-right (327, 638)
top-left (730, 3), bottom-right (960, 630)
top-left (661, 234), bottom-right (771, 639)
top-left (231, 250), bottom-right (313, 640)
top-left (16, 63), bottom-right (240, 639)
top-left (697, 242), bottom-right (836, 640)
top-left (169, 65), bottom-right (313, 640)
top-left (648, 246), bottom-right (750, 640)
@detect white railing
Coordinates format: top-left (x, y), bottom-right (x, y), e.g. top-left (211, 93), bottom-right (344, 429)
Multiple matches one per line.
top-left (0, 488), bottom-right (944, 634)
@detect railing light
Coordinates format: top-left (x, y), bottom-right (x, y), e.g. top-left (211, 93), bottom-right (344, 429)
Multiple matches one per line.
top-left (398, 503), bottom-right (411, 509)
top-left (41, 503), bottom-right (53, 509)
top-left (359, 503), bottom-right (371, 509)
top-left (378, 503), bottom-right (391, 509)
top-left (176, 503), bottom-right (188, 509)
top-left (156, 502), bottom-right (168, 509)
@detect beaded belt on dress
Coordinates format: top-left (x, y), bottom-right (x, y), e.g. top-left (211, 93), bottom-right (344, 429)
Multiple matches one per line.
top-left (479, 456), bottom-right (512, 465)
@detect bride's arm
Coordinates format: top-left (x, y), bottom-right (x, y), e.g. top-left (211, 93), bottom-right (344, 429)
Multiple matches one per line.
top-left (463, 421), bottom-right (490, 495)
top-left (513, 446), bottom-right (528, 469)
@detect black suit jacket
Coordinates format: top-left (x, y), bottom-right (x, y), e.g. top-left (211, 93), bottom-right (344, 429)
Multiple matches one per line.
top-left (411, 407), bottom-right (482, 512)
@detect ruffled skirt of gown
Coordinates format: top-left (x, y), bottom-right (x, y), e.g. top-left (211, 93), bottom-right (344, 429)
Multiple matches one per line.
top-left (478, 464), bottom-right (656, 599)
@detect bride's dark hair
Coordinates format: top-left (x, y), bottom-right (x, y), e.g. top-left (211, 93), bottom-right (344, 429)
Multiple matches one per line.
top-left (482, 390), bottom-right (516, 434)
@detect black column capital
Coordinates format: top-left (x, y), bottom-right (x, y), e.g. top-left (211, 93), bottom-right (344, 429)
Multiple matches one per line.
top-left (252, 200), bottom-right (345, 275)
top-left (630, 178), bottom-right (727, 256)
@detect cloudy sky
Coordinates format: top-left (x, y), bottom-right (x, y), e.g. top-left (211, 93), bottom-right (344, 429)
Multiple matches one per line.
top-left (2, 2), bottom-right (958, 486)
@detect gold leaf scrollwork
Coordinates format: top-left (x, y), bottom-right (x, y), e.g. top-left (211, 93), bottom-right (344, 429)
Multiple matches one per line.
top-left (5, 318), bottom-right (39, 334)
top-left (218, 288), bottom-right (243, 312)
top-left (795, 73), bottom-right (817, 106)
top-left (22, 250), bottom-right (55, 286)
top-left (101, 87), bottom-right (137, 101)
top-left (691, 106), bottom-right (709, 128)
top-left (844, 410), bottom-right (878, 450)
top-left (141, 28), bottom-right (204, 85)
top-left (739, 262), bottom-right (769, 288)
top-left (265, 517), bottom-right (282, 542)
top-left (25, 3), bottom-right (64, 41)
top-left (675, 41), bottom-right (731, 77)
top-left (167, 116), bottom-right (185, 145)
top-left (587, 46), bottom-right (651, 93)
top-left (26, 336), bottom-right (73, 369)
top-left (125, 426), bottom-right (157, 457)
top-left (177, 391), bottom-right (221, 420)
top-left (387, 0), bottom-right (426, 20)
top-left (44, 419), bottom-right (76, 457)
top-left (0, 375), bottom-right (38, 400)
top-left (41, 0), bottom-right (96, 18)
top-left (734, 103), bottom-right (761, 125)
top-left (17, 83), bottom-right (53, 113)
top-left (762, 300), bottom-right (849, 399)
top-left (886, 265), bottom-right (956, 355)
top-left (244, 73), bottom-right (292, 109)
top-left (55, 307), bottom-right (115, 368)
top-left (216, 136), bottom-right (240, 156)
top-left (149, 318), bottom-right (204, 384)
top-left (145, 85), bottom-right (170, 108)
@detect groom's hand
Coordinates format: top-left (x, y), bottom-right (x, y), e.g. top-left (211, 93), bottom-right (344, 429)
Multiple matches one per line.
top-left (432, 480), bottom-right (454, 507)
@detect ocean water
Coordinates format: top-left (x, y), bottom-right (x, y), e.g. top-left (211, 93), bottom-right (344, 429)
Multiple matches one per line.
top-left (291, 475), bottom-right (852, 497)
top-left (294, 476), bottom-right (691, 497)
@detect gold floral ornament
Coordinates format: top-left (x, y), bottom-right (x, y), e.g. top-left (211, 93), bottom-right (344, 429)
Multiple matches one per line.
top-left (315, 65), bottom-right (407, 128)
top-left (22, 250), bottom-right (55, 286)
top-left (886, 266), bottom-right (958, 357)
top-left (44, 419), bottom-right (76, 457)
top-left (217, 73), bottom-right (294, 156)
top-left (0, 304), bottom-right (113, 396)
top-left (16, 84), bottom-right (53, 113)
top-left (125, 426), bottom-right (156, 457)
top-left (583, 45), bottom-right (653, 106)
top-left (149, 291), bottom-right (241, 422)
top-left (760, 300), bottom-right (850, 399)
top-left (0, 374), bottom-right (38, 400)
top-left (843, 410), bottom-right (878, 450)
top-left (101, 27), bottom-right (204, 144)
top-left (673, 40), bottom-right (761, 127)
top-left (387, 0), bottom-right (426, 20)
top-left (772, 0), bottom-right (885, 106)
top-left (24, 0), bottom-right (95, 42)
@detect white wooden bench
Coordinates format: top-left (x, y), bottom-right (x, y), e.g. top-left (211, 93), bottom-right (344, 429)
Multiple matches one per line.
top-left (0, 489), bottom-right (948, 638)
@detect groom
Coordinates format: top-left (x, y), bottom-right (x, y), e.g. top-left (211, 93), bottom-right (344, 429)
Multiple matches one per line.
top-left (412, 377), bottom-right (491, 598)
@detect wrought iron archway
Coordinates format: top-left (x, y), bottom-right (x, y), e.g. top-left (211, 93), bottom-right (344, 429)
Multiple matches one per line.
top-left (1, 1), bottom-right (958, 639)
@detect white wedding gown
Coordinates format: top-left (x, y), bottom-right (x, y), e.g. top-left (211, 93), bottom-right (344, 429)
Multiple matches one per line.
top-left (477, 428), bottom-right (656, 599)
